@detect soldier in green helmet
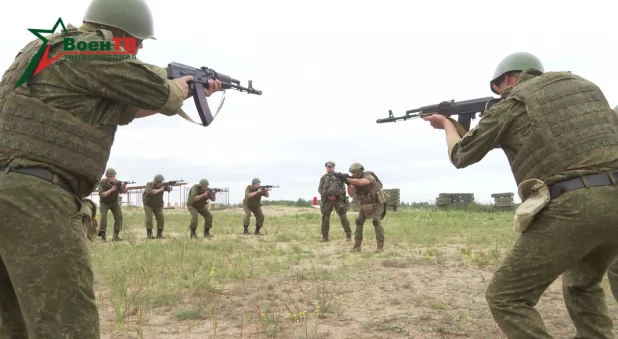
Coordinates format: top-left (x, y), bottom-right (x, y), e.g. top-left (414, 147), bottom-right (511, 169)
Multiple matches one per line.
top-left (423, 51), bottom-right (618, 338)
top-left (0, 0), bottom-right (224, 336)
top-left (187, 179), bottom-right (217, 238)
top-left (317, 161), bottom-right (351, 241)
top-left (242, 178), bottom-right (270, 235)
top-left (339, 162), bottom-right (388, 253)
top-left (142, 174), bottom-right (170, 239)
top-left (96, 168), bottom-right (127, 241)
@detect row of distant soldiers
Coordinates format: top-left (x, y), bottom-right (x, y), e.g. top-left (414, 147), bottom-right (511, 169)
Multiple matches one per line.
top-left (96, 162), bottom-right (390, 253)
top-left (95, 169), bottom-right (273, 240)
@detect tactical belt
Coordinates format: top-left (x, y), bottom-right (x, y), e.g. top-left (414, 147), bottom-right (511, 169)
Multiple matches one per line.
top-left (549, 171), bottom-right (618, 199)
top-left (1, 167), bottom-right (72, 193)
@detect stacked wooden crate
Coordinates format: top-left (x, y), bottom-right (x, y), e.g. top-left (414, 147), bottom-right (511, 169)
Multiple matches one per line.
top-left (435, 193), bottom-right (474, 208)
top-left (492, 192), bottom-right (515, 210)
top-left (383, 189), bottom-right (400, 211)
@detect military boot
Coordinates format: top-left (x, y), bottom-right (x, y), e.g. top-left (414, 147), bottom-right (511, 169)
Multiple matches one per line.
top-left (204, 228), bottom-right (212, 238)
top-left (320, 235), bottom-right (329, 242)
top-left (243, 226), bottom-right (250, 235)
top-left (254, 226), bottom-right (263, 235)
top-left (147, 229), bottom-right (154, 239)
top-left (345, 233), bottom-right (352, 241)
top-left (375, 245), bottom-right (384, 253)
top-left (98, 231), bottom-right (106, 241)
top-left (156, 229), bottom-right (165, 239)
top-left (350, 240), bottom-right (362, 252)
top-left (112, 231), bottom-right (123, 241)
top-left (190, 229), bottom-right (197, 239)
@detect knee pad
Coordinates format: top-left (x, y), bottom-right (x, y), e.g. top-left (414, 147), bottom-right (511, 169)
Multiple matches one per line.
top-left (355, 217), bottom-right (363, 226)
top-left (372, 218), bottom-right (379, 226)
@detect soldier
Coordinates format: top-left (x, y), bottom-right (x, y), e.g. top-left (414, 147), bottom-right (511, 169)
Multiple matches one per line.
top-left (187, 179), bottom-right (216, 238)
top-left (341, 162), bottom-right (387, 253)
top-left (96, 168), bottom-right (127, 241)
top-left (318, 161), bottom-right (351, 241)
top-left (423, 52), bottom-right (618, 338)
top-left (0, 0), bottom-right (222, 336)
top-left (242, 178), bottom-right (270, 235)
top-left (142, 174), bottom-right (170, 239)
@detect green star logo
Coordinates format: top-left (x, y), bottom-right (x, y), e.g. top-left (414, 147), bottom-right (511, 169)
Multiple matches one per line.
top-left (14, 17), bottom-right (68, 89)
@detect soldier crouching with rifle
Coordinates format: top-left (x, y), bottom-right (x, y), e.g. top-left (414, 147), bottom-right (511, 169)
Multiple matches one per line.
top-left (142, 174), bottom-right (175, 239)
top-left (96, 167), bottom-right (127, 241)
top-left (318, 161), bottom-right (351, 241)
top-left (242, 178), bottom-right (274, 235)
top-left (187, 179), bottom-right (216, 238)
top-left (335, 162), bottom-right (388, 253)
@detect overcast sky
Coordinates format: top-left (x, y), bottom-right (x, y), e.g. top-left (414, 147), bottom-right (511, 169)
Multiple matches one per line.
top-left (2, 0), bottom-right (616, 205)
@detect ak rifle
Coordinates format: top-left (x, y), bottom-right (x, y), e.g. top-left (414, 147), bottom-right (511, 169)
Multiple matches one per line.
top-left (376, 97), bottom-right (500, 131)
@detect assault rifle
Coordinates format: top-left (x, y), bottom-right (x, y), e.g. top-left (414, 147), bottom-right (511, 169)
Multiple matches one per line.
top-left (113, 180), bottom-right (135, 192)
top-left (376, 97), bottom-right (500, 131)
top-left (162, 180), bottom-right (183, 192)
top-left (250, 185), bottom-right (280, 192)
top-left (165, 62), bottom-right (263, 127)
top-left (207, 188), bottom-right (229, 193)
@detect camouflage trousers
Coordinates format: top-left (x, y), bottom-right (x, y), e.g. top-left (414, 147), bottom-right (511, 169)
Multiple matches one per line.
top-left (320, 198), bottom-right (351, 237)
top-left (486, 185), bottom-right (618, 339)
top-left (243, 205), bottom-right (264, 227)
top-left (143, 205), bottom-right (164, 230)
top-left (0, 171), bottom-right (99, 338)
top-left (609, 258), bottom-right (618, 302)
top-left (188, 206), bottom-right (213, 230)
top-left (353, 202), bottom-right (385, 248)
top-left (98, 201), bottom-right (123, 232)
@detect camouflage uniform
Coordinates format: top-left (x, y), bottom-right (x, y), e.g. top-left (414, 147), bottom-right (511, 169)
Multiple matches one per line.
top-left (445, 52), bottom-right (618, 338)
top-left (318, 161), bottom-right (351, 241)
top-left (348, 162), bottom-right (387, 253)
top-left (609, 105), bottom-right (618, 303)
top-left (97, 168), bottom-right (124, 241)
top-left (0, 0), bottom-right (182, 336)
top-left (187, 179), bottom-right (215, 238)
top-left (142, 175), bottom-right (167, 239)
top-left (243, 178), bottom-right (268, 235)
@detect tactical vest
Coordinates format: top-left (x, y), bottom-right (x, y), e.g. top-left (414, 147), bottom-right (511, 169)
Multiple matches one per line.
top-left (142, 182), bottom-right (164, 208)
top-left (505, 70), bottom-right (618, 184)
top-left (0, 25), bottom-right (116, 197)
top-left (322, 173), bottom-right (345, 197)
top-left (99, 179), bottom-right (118, 204)
top-left (187, 184), bottom-right (207, 208)
top-left (354, 171), bottom-right (383, 204)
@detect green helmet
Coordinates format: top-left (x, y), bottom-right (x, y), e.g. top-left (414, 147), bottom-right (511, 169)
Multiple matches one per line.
top-left (349, 162), bottom-right (364, 172)
top-left (252, 178), bottom-right (261, 184)
top-left (325, 161), bottom-right (335, 167)
top-left (154, 174), bottom-right (164, 181)
top-left (83, 0), bottom-right (156, 40)
top-left (105, 168), bottom-right (116, 176)
top-left (490, 52), bottom-right (544, 95)
top-left (199, 179), bottom-right (209, 186)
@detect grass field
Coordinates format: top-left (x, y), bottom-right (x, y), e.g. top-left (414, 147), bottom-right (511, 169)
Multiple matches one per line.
top-left (92, 205), bottom-right (618, 339)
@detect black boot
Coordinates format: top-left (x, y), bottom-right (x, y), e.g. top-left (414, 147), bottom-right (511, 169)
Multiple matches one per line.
top-left (190, 229), bottom-right (197, 239)
top-left (98, 231), bottom-right (106, 241)
top-left (204, 228), bottom-right (211, 238)
top-left (147, 229), bottom-right (154, 239)
top-left (320, 235), bottom-right (329, 242)
top-left (112, 231), bottom-right (123, 241)
top-left (243, 226), bottom-right (250, 235)
top-left (156, 229), bottom-right (165, 239)
top-left (254, 226), bottom-right (263, 235)
top-left (346, 233), bottom-right (352, 241)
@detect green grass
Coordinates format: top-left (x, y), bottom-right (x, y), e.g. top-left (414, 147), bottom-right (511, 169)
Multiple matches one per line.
top-left (89, 205), bottom-right (617, 339)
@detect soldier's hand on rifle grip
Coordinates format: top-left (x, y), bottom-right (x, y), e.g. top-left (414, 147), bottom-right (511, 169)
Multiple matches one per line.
top-left (111, 185), bottom-right (117, 191)
top-left (205, 79), bottom-right (222, 97)
top-left (172, 75), bottom-right (194, 99)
